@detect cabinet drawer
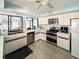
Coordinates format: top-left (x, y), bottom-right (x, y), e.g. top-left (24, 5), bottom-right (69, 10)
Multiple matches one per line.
top-left (57, 33), bottom-right (70, 38)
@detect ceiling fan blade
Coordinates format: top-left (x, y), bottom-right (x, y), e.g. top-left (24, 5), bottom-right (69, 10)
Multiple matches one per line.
top-left (36, 3), bottom-right (42, 9)
top-left (47, 3), bottom-right (53, 8)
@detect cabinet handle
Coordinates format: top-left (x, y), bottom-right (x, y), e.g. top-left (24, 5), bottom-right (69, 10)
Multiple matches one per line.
top-left (5, 36), bottom-right (27, 43)
top-left (57, 36), bottom-right (69, 40)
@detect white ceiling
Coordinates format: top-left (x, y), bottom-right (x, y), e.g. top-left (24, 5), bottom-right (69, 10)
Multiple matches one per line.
top-left (5, 0), bottom-right (79, 17)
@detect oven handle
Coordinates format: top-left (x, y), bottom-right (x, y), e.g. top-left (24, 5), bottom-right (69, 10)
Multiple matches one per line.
top-left (46, 34), bottom-right (57, 40)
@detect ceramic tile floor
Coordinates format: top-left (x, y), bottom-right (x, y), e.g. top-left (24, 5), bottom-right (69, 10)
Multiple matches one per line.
top-left (25, 40), bottom-right (77, 59)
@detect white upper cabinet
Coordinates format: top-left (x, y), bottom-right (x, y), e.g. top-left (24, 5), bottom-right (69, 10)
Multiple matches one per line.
top-left (48, 15), bottom-right (59, 18)
top-left (39, 15), bottom-right (59, 25)
top-left (39, 17), bottom-right (48, 24)
top-left (59, 13), bottom-right (70, 25)
top-left (39, 11), bottom-right (79, 26)
top-left (70, 12), bottom-right (79, 18)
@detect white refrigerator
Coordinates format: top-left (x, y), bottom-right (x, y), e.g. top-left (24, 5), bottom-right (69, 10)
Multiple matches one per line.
top-left (71, 19), bottom-right (79, 59)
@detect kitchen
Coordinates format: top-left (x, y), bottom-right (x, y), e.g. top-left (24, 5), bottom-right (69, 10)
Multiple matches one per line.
top-left (0, 0), bottom-right (79, 59)
top-left (36, 12), bottom-right (79, 59)
top-left (0, 11), bottom-right (78, 59)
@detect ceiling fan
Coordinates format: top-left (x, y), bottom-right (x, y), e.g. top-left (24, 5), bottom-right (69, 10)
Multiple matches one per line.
top-left (27, 0), bottom-right (53, 9)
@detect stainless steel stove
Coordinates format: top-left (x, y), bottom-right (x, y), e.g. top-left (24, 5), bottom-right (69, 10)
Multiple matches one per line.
top-left (46, 27), bottom-right (59, 45)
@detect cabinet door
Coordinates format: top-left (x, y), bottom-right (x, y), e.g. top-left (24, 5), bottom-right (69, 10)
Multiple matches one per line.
top-left (59, 14), bottom-right (70, 25)
top-left (0, 37), bottom-right (4, 59)
top-left (40, 33), bottom-right (46, 41)
top-left (57, 37), bottom-right (70, 50)
top-left (35, 33), bottom-right (40, 41)
top-left (70, 12), bottom-right (79, 18)
top-left (5, 37), bottom-right (27, 55)
top-left (5, 41), bottom-right (17, 55)
top-left (17, 37), bottom-right (27, 47)
top-left (62, 39), bottom-right (70, 50)
top-left (59, 14), bottom-right (64, 25)
top-left (39, 17), bottom-right (48, 24)
top-left (57, 37), bottom-right (63, 47)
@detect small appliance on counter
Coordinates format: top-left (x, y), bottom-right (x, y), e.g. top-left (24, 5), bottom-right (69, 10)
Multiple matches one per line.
top-left (59, 26), bottom-right (69, 33)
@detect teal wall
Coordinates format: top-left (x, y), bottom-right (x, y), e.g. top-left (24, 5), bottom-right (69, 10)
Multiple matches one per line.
top-left (4, 1), bottom-right (21, 8)
top-left (52, 0), bottom-right (79, 14)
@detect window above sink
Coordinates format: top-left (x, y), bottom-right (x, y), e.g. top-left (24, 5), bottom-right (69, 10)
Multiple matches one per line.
top-left (8, 16), bottom-right (23, 35)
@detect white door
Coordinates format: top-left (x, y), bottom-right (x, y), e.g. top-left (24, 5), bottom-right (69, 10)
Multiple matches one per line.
top-left (71, 19), bottom-right (79, 32)
top-left (71, 19), bottom-right (79, 58)
top-left (71, 33), bottom-right (79, 58)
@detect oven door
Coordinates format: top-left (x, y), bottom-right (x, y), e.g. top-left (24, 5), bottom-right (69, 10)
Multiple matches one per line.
top-left (46, 33), bottom-right (57, 44)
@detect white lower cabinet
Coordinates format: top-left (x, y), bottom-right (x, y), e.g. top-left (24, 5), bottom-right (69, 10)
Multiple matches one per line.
top-left (57, 37), bottom-right (70, 51)
top-left (35, 33), bottom-right (46, 41)
top-left (35, 33), bottom-right (41, 41)
top-left (0, 36), bottom-right (4, 59)
top-left (40, 33), bottom-right (46, 41)
top-left (35, 29), bottom-right (46, 41)
top-left (57, 37), bottom-right (62, 47)
top-left (4, 37), bottom-right (27, 55)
